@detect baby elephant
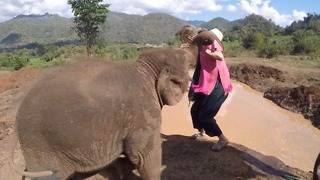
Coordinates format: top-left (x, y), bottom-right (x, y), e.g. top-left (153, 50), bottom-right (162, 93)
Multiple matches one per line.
top-left (10, 30), bottom-right (214, 179)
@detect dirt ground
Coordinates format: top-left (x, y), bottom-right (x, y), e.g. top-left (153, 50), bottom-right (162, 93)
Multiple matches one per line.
top-left (0, 61), bottom-right (316, 179)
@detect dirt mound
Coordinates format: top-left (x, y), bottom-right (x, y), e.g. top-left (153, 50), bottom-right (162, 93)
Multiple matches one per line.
top-left (0, 67), bottom-right (40, 94)
top-left (229, 63), bottom-right (286, 92)
top-left (264, 85), bottom-right (320, 128)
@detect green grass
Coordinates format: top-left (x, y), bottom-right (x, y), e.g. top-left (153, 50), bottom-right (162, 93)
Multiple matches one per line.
top-left (27, 58), bottom-right (48, 68)
top-left (27, 57), bottom-right (66, 68)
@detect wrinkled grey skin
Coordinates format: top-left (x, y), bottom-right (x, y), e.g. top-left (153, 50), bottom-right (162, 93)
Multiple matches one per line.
top-left (14, 31), bottom-right (214, 180)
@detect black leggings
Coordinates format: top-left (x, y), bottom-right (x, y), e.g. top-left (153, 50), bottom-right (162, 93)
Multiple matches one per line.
top-left (190, 79), bottom-right (228, 137)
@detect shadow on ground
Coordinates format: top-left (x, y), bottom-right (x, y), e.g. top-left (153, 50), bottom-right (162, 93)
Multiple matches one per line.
top-left (79, 134), bottom-right (312, 180)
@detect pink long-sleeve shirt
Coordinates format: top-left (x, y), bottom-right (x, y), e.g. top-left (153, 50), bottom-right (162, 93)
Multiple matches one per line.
top-left (192, 40), bottom-right (233, 95)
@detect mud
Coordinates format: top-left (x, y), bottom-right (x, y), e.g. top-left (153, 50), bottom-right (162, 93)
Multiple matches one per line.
top-left (229, 63), bottom-right (320, 129)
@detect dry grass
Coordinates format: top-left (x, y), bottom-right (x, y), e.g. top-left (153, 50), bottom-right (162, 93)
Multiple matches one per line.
top-left (227, 55), bottom-right (320, 69)
top-left (227, 56), bottom-right (320, 88)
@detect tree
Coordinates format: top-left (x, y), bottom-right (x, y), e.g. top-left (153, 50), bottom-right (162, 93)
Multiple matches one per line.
top-left (68, 0), bottom-right (109, 57)
top-left (292, 30), bottom-right (320, 55)
top-left (233, 14), bottom-right (281, 36)
top-left (242, 32), bottom-right (265, 50)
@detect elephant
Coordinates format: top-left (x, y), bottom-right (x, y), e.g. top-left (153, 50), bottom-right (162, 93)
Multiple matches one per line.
top-left (9, 29), bottom-right (216, 180)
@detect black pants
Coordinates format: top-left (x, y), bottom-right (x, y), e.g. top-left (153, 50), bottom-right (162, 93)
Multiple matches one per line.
top-left (190, 79), bottom-right (228, 137)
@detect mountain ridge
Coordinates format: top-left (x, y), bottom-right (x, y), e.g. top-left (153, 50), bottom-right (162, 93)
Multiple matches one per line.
top-left (0, 11), bottom-right (279, 49)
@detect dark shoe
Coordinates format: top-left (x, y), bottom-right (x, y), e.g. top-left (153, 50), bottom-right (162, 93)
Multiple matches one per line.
top-left (211, 140), bottom-right (228, 151)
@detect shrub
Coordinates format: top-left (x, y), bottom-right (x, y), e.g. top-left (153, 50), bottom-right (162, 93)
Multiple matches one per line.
top-left (94, 44), bottom-right (139, 60)
top-left (242, 32), bottom-right (266, 50)
top-left (292, 30), bottom-right (320, 55)
top-left (224, 41), bottom-right (245, 57)
top-left (0, 51), bottom-right (29, 70)
top-left (258, 45), bottom-right (279, 58)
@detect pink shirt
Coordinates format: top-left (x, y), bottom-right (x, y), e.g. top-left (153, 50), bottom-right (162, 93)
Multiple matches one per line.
top-left (192, 40), bottom-right (233, 95)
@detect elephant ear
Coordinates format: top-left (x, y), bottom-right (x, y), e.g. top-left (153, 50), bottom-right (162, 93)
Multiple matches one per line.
top-left (157, 67), bottom-right (189, 106)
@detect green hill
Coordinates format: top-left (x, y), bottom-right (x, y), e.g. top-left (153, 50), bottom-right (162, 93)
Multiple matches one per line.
top-left (199, 17), bottom-right (234, 32)
top-left (0, 12), bottom-right (299, 50)
top-left (101, 12), bottom-right (187, 44)
top-left (0, 13), bottom-right (76, 47)
top-left (0, 12), bottom-right (189, 49)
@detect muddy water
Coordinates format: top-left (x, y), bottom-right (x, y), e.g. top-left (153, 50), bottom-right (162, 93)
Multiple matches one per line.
top-left (161, 81), bottom-right (320, 172)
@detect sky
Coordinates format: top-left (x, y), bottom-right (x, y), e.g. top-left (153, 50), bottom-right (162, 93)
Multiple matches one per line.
top-left (0, 0), bottom-right (319, 27)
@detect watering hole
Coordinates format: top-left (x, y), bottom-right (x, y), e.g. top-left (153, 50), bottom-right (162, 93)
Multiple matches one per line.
top-left (162, 81), bottom-right (320, 172)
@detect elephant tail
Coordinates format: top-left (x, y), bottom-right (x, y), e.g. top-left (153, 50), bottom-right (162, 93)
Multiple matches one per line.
top-left (9, 128), bottom-right (53, 178)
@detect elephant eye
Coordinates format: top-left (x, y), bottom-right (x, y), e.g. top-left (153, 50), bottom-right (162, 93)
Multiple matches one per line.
top-left (170, 79), bottom-right (180, 85)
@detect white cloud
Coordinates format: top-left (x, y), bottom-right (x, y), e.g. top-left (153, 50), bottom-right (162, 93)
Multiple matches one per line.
top-left (237, 0), bottom-right (307, 26)
top-left (227, 5), bottom-right (237, 12)
top-left (292, 10), bottom-right (307, 22)
top-left (105, 0), bottom-right (223, 16)
top-left (238, 0), bottom-right (260, 14)
top-left (0, 0), bottom-right (223, 23)
top-left (0, 0), bottom-right (72, 22)
top-left (0, 0), bottom-right (309, 27)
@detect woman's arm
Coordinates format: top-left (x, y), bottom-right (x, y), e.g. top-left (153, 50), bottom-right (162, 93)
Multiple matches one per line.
top-left (204, 48), bottom-right (224, 60)
top-left (203, 40), bottom-right (224, 60)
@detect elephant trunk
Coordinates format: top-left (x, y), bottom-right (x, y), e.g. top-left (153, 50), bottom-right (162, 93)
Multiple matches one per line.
top-left (192, 30), bottom-right (216, 46)
top-left (136, 59), bottom-right (163, 107)
top-left (182, 44), bottom-right (199, 68)
top-left (182, 30), bottom-right (218, 68)
top-left (136, 47), bottom-right (192, 106)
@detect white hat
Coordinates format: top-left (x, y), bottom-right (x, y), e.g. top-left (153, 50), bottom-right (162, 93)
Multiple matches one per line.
top-left (210, 28), bottom-right (223, 42)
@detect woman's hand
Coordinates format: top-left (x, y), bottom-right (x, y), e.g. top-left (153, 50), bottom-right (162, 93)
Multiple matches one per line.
top-left (203, 48), bottom-right (224, 60)
top-left (180, 43), bottom-right (190, 49)
top-left (204, 49), bottom-right (211, 54)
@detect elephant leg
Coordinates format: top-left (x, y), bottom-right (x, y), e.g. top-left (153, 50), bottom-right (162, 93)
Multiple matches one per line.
top-left (86, 156), bottom-right (135, 180)
top-left (136, 147), bottom-right (161, 180)
top-left (124, 129), bottom-right (162, 180)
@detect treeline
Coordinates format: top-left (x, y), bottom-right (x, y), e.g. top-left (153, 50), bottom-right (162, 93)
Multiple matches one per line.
top-left (0, 44), bottom-right (144, 70)
top-left (222, 13), bottom-right (320, 58)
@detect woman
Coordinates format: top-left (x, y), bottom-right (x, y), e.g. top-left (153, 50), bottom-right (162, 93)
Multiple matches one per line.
top-left (189, 28), bottom-right (233, 151)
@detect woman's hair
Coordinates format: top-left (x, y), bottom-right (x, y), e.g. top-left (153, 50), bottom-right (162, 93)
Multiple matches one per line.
top-left (177, 25), bottom-right (199, 38)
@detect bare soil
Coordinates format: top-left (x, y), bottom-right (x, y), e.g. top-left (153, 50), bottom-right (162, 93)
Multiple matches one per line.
top-left (0, 60), bottom-right (317, 179)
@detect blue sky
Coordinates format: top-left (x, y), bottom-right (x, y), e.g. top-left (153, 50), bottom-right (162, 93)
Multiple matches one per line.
top-left (0, 0), bottom-right (319, 27)
top-left (182, 0), bottom-right (319, 22)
